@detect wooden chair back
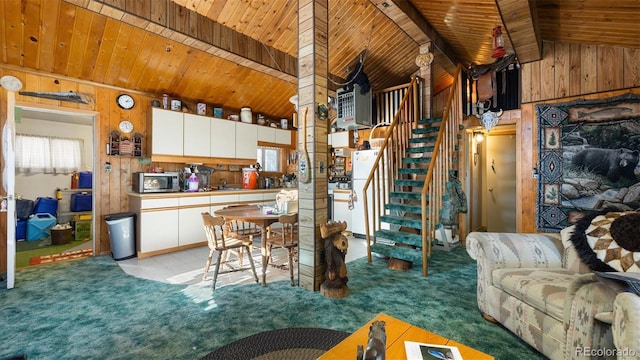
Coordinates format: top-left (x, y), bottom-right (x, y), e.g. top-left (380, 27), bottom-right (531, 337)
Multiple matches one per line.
top-left (278, 213), bottom-right (298, 246)
top-left (201, 212), bottom-right (226, 249)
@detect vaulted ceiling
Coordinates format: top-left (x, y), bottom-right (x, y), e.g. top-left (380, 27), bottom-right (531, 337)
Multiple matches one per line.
top-left (2, 0), bottom-right (638, 120)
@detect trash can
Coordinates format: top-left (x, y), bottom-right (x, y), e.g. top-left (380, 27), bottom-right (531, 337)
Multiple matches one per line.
top-left (105, 212), bottom-right (136, 261)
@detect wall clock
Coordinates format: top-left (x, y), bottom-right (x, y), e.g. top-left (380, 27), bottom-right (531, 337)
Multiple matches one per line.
top-left (117, 94), bottom-right (135, 109)
top-left (119, 120), bottom-right (134, 134)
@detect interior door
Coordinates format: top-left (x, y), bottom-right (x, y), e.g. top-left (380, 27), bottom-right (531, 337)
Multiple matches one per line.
top-left (1, 76), bottom-right (22, 289)
top-left (485, 134), bottom-right (516, 232)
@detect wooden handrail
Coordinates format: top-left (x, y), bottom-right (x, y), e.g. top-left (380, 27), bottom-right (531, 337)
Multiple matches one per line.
top-left (363, 64), bottom-right (464, 276)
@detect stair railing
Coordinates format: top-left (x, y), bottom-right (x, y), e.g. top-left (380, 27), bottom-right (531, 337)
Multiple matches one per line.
top-left (363, 65), bottom-right (464, 277)
top-left (363, 76), bottom-right (421, 262)
top-left (420, 64), bottom-right (464, 275)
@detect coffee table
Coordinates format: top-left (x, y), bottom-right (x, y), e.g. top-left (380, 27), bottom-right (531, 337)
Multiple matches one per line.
top-left (318, 313), bottom-right (494, 359)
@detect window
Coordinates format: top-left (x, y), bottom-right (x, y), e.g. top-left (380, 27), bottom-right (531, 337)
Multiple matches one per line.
top-left (16, 134), bottom-right (83, 174)
top-left (257, 147), bottom-right (280, 172)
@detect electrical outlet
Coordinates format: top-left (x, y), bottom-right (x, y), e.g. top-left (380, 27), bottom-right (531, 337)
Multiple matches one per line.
top-left (105, 162), bottom-right (112, 173)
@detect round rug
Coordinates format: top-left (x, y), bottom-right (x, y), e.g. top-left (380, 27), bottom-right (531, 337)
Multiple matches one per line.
top-left (201, 327), bottom-right (350, 360)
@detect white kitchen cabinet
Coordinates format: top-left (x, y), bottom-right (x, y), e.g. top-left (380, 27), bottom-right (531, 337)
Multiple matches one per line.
top-left (275, 128), bottom-right (292, 145)
top-left (178, 195), bottom-right (210, 246)
top-left (183, 113), bottom-right (211, 157)
top-left (257, 126), bottom-right (276, 142)
top-left (211, 118), bottom-right (237, 158)
top-left (149, 108), bottom-right (184, 156)
top-left (139, 209), bottom-right (180, 253)
top-left (236, 122), bottom-right (258, 159)
top-left (333, 189), bottom-right (352, 230)
top-left (329, 131), bottom-right (354, 148)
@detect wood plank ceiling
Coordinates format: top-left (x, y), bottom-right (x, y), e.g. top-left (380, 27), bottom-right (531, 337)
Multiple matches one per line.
top-left (1, 0), bottom-right (638, 121)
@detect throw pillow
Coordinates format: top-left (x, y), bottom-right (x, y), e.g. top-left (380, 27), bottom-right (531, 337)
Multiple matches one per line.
top-left (569, 210), bottom-right (640, 273)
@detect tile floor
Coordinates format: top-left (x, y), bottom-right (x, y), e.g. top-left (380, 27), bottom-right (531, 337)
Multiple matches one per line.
top-left (117, 235), bottom-right (367, 287)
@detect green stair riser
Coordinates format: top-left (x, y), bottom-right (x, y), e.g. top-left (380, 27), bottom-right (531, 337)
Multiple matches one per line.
top-left (375, 229), bottom-right (424, 248)
top-left (389, 191), bottom-right (426, 201)
top-left (398, 168), bottom-right (428, 175)
top-left (394, 179), bottom-right (424, 187)
top-left (370, 243), bottom-right (423, 263)
top-left (409, 136), bottom-right (437, 144)
top-left (385, 203), bottom-right (422, 214)
top-left (402, 157), bottom-right (431, 164)
top-left (418, 117), bottom-right (442, 125)
top-left (407, 146), bottom-right (435, 153)
top-left (380, 215), bottom-right (423, 229)
top-left (413, 127), bottom-right (439, 135)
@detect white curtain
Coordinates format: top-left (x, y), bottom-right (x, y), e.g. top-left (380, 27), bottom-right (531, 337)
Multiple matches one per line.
top-left (16, 134), bottom-right (83, 173)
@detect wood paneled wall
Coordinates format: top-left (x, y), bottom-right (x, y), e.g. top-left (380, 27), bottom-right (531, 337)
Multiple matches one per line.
top-left (517, 41), bottom-right (640, 233)
top-left (1, 67), bottom-right (159, 257)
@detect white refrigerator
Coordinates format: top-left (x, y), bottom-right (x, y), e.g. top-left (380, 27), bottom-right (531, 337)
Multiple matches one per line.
top-left (351, 149), bottom-right (389, 237)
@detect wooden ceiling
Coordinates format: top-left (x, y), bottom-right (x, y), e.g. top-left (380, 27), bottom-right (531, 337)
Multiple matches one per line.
top-left (1, 0), bottom-right (638, 121)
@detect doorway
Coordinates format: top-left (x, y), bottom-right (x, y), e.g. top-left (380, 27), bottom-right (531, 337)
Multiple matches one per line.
top-left (14, 105), bottom-right (96, 269)
top-left (484, 133), bottom-right (517, 232)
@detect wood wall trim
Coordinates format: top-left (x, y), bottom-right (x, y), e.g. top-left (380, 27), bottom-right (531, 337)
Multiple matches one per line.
top-left (496, 0), bottom-right (542, 63)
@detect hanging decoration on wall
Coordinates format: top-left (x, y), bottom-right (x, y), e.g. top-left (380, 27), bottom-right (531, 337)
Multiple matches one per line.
top-left (18, 91), bottom-right (94, 104)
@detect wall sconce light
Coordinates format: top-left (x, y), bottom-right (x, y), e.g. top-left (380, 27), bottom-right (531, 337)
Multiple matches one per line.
top-left (473, 131), bottom-right (484, 166)
top-left (474, 131), bottom-right (485, 143)
top-left (492, 25), bottom-right (506, 59)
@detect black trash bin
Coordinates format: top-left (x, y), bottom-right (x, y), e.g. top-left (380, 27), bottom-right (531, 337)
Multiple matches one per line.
top-left (105, 212), bottom-right (136, 261)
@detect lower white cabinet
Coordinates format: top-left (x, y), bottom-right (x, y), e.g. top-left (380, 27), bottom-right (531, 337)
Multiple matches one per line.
top-left (139, 209), bottom-right (179, 253)
top-left (178, 196), bottom-right (210, 246)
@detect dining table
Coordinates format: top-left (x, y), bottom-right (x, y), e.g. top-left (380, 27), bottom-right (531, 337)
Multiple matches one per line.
top-left (214, 204), bottom-right (296, 286)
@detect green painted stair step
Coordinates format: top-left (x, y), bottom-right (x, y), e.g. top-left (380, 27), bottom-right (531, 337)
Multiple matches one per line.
top-left (380, 214), bottom-right (423, 229)
top-left (412, 127), bottom-right (439, 135)
top-left (409, 135), bottom-right (437, 144)
top-left (389, 191), bottom-right (425, 201)
top-left (370, 242), bottom-right (423, 263)
top-left (398, 168), bottom-right (428, 175)
top-left (394, 179), bottom-right (424, 187)
top-left (407, 145), bottom-right (435, 154)
top-left (385, 202), bottom-right (422, 214)
top-left (418, 117), bottom-right (442, 125)
top-left (402, 157), bottom-right (432, 164)
top-left (375, 229), bottom-right (424, 247)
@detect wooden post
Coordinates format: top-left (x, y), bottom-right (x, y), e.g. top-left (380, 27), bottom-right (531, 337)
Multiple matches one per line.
top-left (297, 0), bottom-right (330, 291)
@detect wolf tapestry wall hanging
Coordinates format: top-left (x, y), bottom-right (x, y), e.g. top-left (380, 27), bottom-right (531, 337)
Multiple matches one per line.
top-left (536, 93), bottom-right (640, 232)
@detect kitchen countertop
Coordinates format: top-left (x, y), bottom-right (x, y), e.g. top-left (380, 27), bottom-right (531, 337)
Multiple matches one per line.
top-left (128, 188), bottom-right (282, 198)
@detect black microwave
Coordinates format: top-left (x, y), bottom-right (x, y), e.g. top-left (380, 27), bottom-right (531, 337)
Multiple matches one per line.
top-left (132, 172), bottom-right (180, 193)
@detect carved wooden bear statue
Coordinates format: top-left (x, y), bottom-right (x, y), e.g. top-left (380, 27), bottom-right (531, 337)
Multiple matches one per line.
top-left (320, 221), bottom-right (349, 296)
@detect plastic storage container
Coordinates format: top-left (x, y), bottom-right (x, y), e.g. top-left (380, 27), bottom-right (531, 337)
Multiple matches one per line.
top-left (33, 197), bottom-right (58, 216)
top-left (105, 213), bottom-right (136, 261)
top-left (16, 219), bottom-right (27, 241)
top-left (71, 193), bottom-right (92, 212)
top-left (17, 199), bottom-right (34, 220)
top-left (78, 171), bottom-right (92, 189)
top-left (27, 213), bottom-right (57, 241)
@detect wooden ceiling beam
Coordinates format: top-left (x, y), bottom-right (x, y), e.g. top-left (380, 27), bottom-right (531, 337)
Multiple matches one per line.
top-left (369, 0), bottom-right (459, 75)
top-left (64, 0), bottom-right (297, 83)
top-left (495, 0), bottom-right (542, 63)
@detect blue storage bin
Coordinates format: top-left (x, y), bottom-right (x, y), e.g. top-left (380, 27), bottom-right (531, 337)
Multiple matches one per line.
top-left (71, 193), bottom-right (92, 212)
top-left (33, 197), bottom-right (58, 216)
top-left (27, 213), bottom-right (57, 241)
top-left (16, 219), bottom-right (26, 240)
top-left (78, 171), bottom-right (92, 189)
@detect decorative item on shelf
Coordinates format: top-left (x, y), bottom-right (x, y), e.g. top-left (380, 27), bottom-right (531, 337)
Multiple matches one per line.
top-left (240, 107), bottom-right (253, 123)
top-left (213, 107), bottom-right (223, 118)
top-left (197, 102), bottom-right (206, 115)
top-left (108, 130), bottom-right (121, 156)
top-left (171, 99), bottom-right (181, 111)
top-left (162, 94), bottom-right (169, 109)
top-left (119, 138), bottom-right (134, 156)
top-left (257, 114), bottom-right (266, 125)
top-left (132, 132), bottom-right (143, 157)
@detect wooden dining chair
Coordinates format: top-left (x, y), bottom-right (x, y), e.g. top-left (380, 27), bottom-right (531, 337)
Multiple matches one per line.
top-left (265, 213), bottom-right (298, 286)
top-left (201, 212), bottom-right (259, 290)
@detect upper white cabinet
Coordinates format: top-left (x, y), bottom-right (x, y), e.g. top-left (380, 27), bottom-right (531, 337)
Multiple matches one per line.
top-left (211, 118), bottom-right (238, 158)
top-left (329, 131), bottom-right (354, 148)
top-left (236, 122), bottom-right (258, 159)
top-left (275, 128), bottom-right (292, 145)
top-left (149, 108), bottom-right (184, 156)
top-left (258, 126), bottom-right (292, 146)
top-left (183, 113), bottom-right (211, 157)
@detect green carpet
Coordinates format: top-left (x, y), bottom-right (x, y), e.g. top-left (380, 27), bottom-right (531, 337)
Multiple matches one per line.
top-left (15, 239), bottom-right (91, 268)
top-left (0, 247), bottom-right (544, 360)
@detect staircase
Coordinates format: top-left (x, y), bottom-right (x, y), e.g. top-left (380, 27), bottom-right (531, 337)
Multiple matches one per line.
top-left (363, 65), bottom-right (464, 276)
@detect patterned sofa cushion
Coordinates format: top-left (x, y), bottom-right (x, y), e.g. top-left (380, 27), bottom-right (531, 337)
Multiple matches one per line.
top-left (493, 268), bottom-right (577, 322)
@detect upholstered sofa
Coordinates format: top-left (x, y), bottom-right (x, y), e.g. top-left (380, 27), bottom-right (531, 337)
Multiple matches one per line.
top-left (466, 227), bottom-right (640, 359)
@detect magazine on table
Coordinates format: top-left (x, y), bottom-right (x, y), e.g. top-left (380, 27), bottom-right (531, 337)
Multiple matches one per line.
top-left (404, 341), bottom-right (463, 360)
